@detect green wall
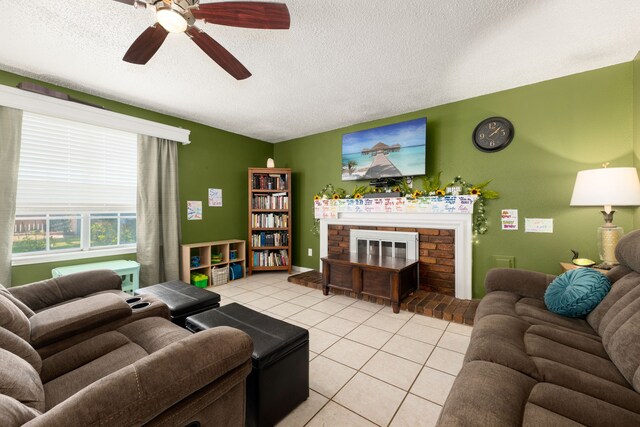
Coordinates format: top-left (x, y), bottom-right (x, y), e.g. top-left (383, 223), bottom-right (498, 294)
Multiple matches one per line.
top-left (274, 63), bottom-right (636, 298)
top-left (0, 70), bottom-right (273, 285)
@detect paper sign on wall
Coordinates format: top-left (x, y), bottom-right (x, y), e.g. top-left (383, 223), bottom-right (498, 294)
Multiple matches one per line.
top-left (187, 201), bottom-right (202, 220)
top-left (313, 196), bottom-right (477, 219)
top-left (501, 209), bottom-right (518, 230)
top-left (208, 188), bottom-right (223, 207)
top-left (525, 218), bottom-right (553, 233)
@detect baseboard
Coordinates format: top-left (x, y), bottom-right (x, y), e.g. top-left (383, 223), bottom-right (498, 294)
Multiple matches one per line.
top-left (291, 265), bottom-right (313, 273)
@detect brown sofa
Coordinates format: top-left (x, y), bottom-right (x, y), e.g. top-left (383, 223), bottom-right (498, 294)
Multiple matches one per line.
top-left (0, 271), bottom-right (253, 426)
top-left (438, 229), bottom-right (640, 426)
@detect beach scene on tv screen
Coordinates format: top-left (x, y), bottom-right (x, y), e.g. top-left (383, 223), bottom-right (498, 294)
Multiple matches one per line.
top-left (342, 117), bottom-right (426, 181)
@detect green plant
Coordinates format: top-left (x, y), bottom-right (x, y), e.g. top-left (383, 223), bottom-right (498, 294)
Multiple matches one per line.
top-left (420, 171), bottom-right (442, 194)
top-left (314, 184), bottom-right (348, 200)
top-left (12, 232), bottom-right (46, 253)
top-left (419, 173), bottom-right (501, 235)
top-left (398, 177), bottom-right (413, 195)
top-left (446, 176), bottom-right (500, 235)
top-left (120, 219), bottom-right (136, 244)
top-left (90, 220), bottom-right (118, 246)
top-left (351, 184), bottom-right (373, 198)
top-left (311, 175), bottom-right (500, 237)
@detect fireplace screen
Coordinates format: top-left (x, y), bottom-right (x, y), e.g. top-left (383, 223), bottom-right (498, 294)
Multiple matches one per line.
top-left (351, 230), bottom-right (417, 260)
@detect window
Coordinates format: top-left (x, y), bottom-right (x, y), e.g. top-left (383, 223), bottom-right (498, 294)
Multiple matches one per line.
top-left (12, 112), bottom-right (137, 263)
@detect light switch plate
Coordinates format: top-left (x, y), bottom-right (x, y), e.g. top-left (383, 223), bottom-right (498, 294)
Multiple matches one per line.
top-left (493, 255), bottom-right (515, 269)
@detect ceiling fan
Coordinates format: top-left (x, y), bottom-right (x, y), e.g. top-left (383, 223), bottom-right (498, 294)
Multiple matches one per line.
top-left (113, 0), bottom-right (290, 80)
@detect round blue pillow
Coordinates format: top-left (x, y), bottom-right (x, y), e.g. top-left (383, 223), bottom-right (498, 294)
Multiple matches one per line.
top-left (544, 268), bottom-right (611, 317)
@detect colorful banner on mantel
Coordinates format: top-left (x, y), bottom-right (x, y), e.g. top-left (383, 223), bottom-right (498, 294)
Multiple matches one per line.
top-left (313, 196), bottom-right (477, 219)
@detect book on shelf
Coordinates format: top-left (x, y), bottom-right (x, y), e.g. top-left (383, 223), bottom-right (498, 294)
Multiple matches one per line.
top-left (251, 213), bottom-right (289, 228)
top-left (251, 231), bottom-right (289, 247)
top-left (252, 249), bottom-right (290, 267)
top-left (252, 174), bottom-right (288, 191)
top-left (252, 194), bottom-right (289, 210)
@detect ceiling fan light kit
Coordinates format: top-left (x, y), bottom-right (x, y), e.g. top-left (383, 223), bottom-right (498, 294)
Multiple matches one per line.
top-left (155, 0), bottom-right (195, 32)
top-left (116, 0), bottom-right (290, 79)
top-left (156, 9), bottom-right (189, 33)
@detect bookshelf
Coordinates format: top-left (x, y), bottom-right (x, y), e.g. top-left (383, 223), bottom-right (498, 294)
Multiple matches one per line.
top-left (248, 167), bottom-right (292, 274)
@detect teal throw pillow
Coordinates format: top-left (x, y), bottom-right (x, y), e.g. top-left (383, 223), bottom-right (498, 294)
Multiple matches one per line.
top-left (544, 268), bottom-right (611, 318)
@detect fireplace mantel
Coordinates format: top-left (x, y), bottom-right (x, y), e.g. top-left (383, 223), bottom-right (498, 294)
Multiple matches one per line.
top-left (319, 211), bottom-right (474, 299)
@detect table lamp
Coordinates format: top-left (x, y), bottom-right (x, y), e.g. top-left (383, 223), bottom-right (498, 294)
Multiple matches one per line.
top-left (570, 165), bottom-right (640, 267)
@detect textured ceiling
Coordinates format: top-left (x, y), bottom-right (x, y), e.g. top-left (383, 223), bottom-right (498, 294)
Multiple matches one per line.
top-left (1, 0), bottom-right (639, 142)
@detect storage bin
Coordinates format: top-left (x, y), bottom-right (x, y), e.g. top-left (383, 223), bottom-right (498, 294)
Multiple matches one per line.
top-left (229, 263), bottom-right (243, 280)
top-left (190, 273), bottom-right (209, 288)
top-left (211, 266), bottom-right (229, 286)
top-left (185, 303), bottom-right (309, 427)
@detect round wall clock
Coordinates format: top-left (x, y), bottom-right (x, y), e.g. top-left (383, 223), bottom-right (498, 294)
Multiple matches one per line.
top-left (472, 117), bottom-right (514, 152)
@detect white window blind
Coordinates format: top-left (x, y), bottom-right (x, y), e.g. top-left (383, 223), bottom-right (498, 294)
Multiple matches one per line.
top-left (17, 112), bottom-right (137, 214)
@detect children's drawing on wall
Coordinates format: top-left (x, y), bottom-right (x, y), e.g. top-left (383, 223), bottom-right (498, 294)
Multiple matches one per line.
top-left (187, 201), bottom-right (202, 220)
top-left (208, 188), bottom-right (223, 207)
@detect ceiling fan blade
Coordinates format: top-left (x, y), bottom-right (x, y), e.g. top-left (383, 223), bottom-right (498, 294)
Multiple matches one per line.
top-left (112, 0), bottom-right (136, 4)
top-left (187, 27), bottom-right (251, 80)
top-left (192, 2), bottom-right (290, 29)
top-left (123, 25), bottom-right (169, 65)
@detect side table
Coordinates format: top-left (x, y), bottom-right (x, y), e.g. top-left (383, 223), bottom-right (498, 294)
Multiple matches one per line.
top-left (559, 262), bottom-right (609, 275)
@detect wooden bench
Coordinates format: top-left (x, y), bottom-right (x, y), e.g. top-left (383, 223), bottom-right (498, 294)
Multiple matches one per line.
top-left (321, 253), bottom-right (418, 313)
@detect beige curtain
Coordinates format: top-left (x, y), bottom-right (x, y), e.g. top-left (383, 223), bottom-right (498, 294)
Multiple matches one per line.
top-left (137, 135), bottom-right (181, 287)
top-left (0, 107), bottom-right (23, 287)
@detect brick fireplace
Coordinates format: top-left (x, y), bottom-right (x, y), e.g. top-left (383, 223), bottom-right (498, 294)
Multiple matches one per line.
top-left (318, 211), bottom-right (473, 299)
top-left (328, 225), bottom-right (455, 295)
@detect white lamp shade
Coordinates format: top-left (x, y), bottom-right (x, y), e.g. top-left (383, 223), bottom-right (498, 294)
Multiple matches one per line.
top-left (157, 9), bottom-right (188, 33)
top-left (570, 167), bottom-right (640, 207)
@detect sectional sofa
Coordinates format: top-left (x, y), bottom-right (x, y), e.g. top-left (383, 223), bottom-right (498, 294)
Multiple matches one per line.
top-left (438, 230), bottom-right (640, 426)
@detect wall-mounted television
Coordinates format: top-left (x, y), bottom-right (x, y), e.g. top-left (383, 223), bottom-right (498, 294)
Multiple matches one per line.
top-left (341, 117), bottom-right (426, 181)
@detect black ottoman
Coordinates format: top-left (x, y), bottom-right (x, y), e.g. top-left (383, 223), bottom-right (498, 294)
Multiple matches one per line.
top-left (134, 280), bottom-right (220, 327)
top-left (186, 303), bottom-right (309, 427)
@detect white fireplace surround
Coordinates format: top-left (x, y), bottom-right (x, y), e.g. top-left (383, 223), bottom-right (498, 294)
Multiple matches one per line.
top-left (319, 212), bottom-right (473, 299)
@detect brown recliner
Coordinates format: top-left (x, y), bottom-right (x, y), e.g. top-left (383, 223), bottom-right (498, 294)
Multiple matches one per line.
top-left (438, 229), bottom-right (640, 426)
top-left (0, 275), bottom-right (253, 426)
top-left (2, 270), bottom-right (169, 358)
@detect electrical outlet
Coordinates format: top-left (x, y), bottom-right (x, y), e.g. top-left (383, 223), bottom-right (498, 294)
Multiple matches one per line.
top-left (308, 248), bottom-right (313, 256)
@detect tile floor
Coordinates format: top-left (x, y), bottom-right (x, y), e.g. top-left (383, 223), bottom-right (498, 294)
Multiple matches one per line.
top-left (210, 272), bottom-right (472, 427)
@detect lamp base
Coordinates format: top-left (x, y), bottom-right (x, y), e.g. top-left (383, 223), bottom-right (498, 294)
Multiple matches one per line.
top-left (598, 225), bottom-right (623, 265)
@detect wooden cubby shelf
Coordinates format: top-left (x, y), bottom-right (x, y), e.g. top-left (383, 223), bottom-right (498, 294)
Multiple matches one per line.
top-left (180, 239), bottom-right (246, 287)
top-left (248, 167), bottom-right (292, 275)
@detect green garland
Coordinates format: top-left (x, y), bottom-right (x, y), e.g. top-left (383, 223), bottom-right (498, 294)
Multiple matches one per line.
top-left (443, 176), bottom-right (499, 235)
top-left (311, 175), bottom-right (499, 236)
